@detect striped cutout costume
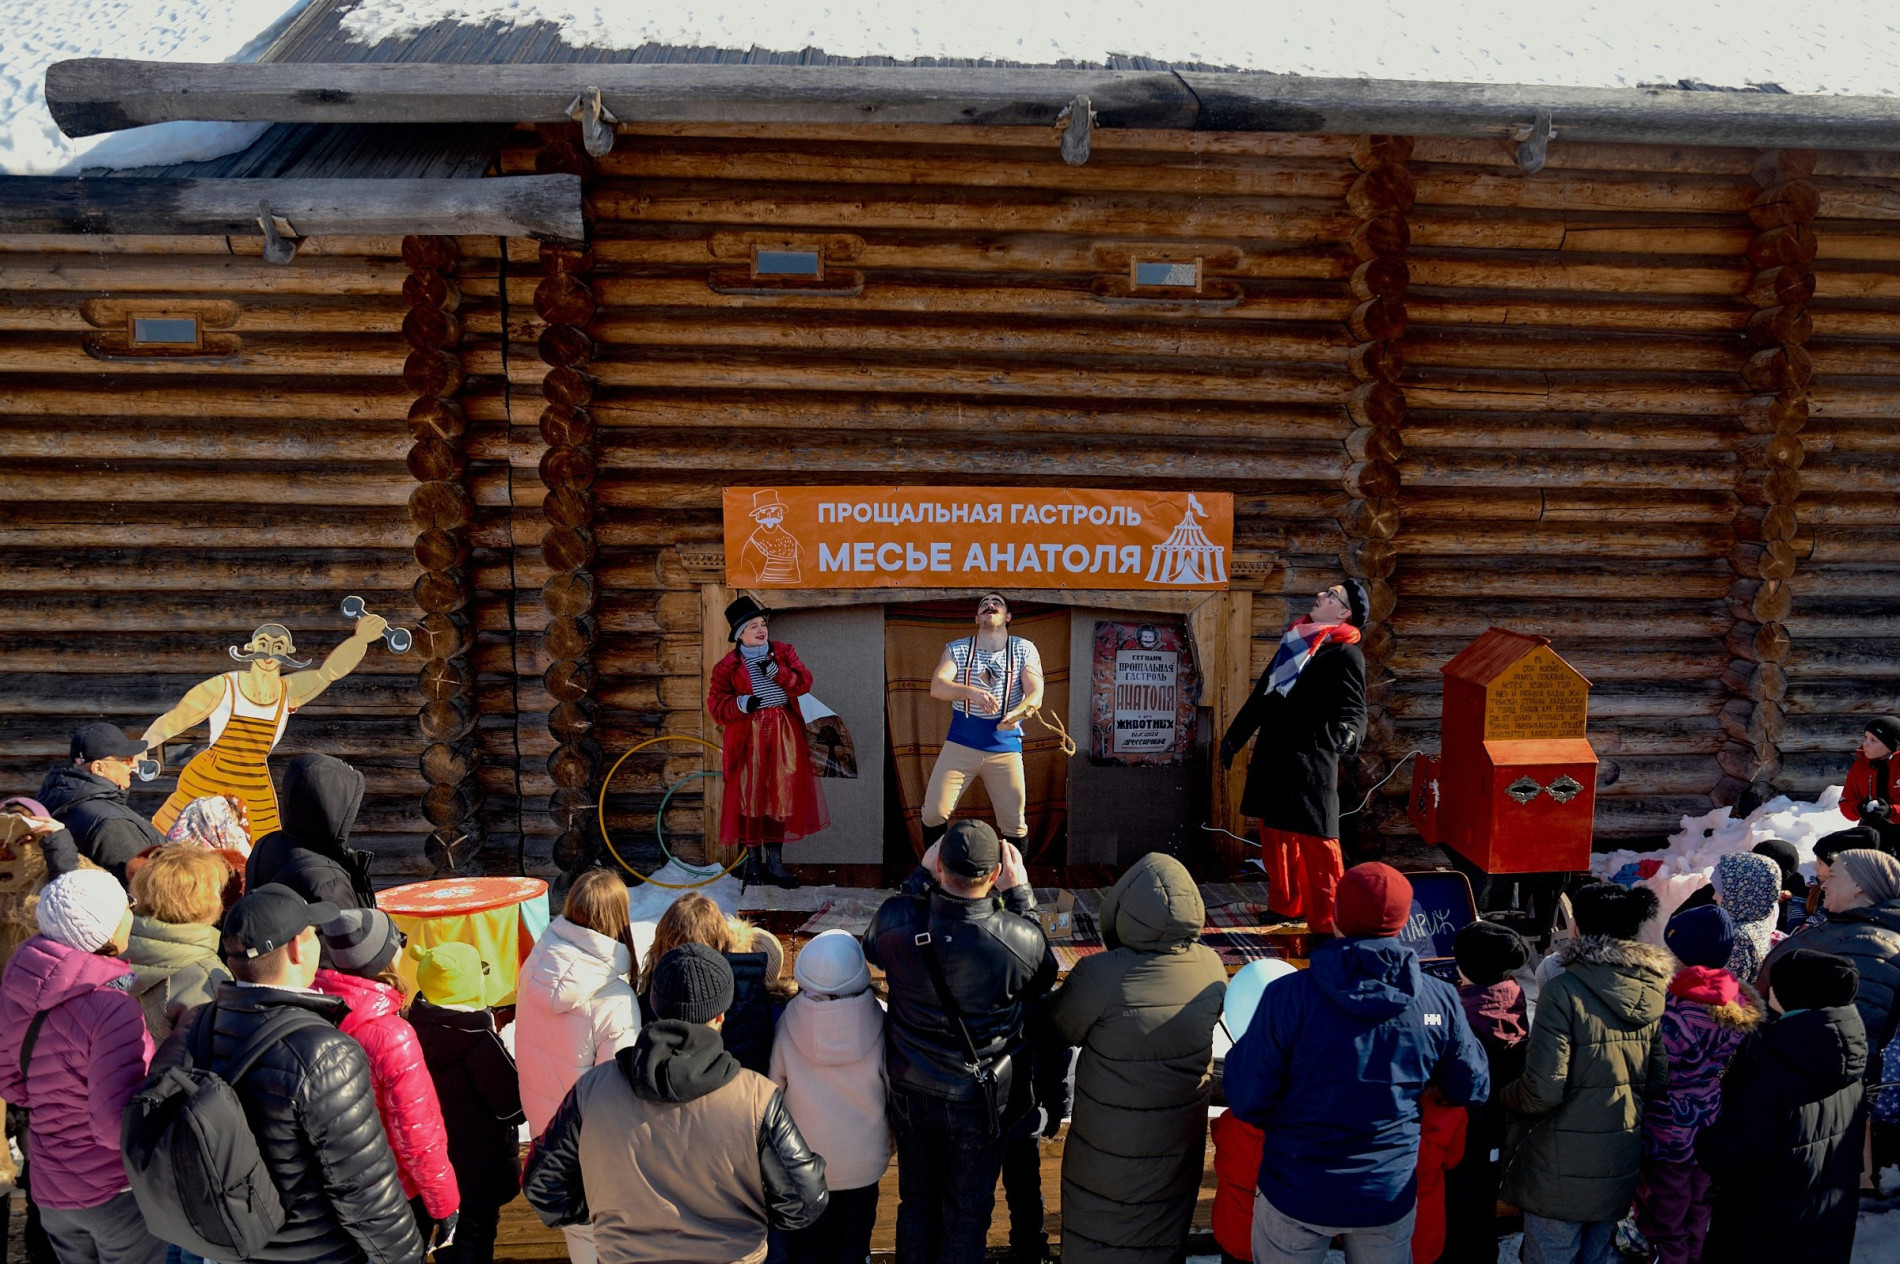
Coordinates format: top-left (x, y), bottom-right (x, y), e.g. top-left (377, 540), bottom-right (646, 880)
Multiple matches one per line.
top-left (152, 671), bottom-right (292, 837)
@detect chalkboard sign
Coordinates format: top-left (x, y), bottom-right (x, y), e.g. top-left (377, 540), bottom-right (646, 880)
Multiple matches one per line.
top-left (1395, 870), bottom-right (1479, 972)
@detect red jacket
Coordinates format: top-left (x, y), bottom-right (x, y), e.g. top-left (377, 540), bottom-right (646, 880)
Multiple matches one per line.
top-left (1211, 1109), bottom-right (1264, 1260)
top-left (707, 640), bottom-right (814, 727)
top-left (1844, 754), bottom-right (1899, 826)
top-left (1412, 1090), bottom-right (1468, 1264)
top-left (314, 969), bottom-right (461, 1218)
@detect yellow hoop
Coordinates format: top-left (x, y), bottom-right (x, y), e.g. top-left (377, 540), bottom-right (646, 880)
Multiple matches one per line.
top-left (597, 736), bottom-right (747, 888)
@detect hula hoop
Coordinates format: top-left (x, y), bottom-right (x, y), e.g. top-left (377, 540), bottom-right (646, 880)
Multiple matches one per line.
top-left (598, 735), bottom-right (747, 889)
top-left (657, 771), bottom-right (724, 877)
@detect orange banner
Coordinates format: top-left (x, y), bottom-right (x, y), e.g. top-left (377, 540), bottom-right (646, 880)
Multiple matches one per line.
top-left (723, 486), bottom-right (1233, 591)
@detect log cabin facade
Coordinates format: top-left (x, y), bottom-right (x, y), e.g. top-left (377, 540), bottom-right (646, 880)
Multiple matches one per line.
top-left (6, 7), bottom-right (1900, 887)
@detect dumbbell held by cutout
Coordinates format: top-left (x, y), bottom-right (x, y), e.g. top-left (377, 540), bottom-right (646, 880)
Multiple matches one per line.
top-left (341, 595), bottom-right (414, 654)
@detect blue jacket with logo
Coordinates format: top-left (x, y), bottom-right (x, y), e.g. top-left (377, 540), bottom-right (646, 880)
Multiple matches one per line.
top-left (1224, 935), bottom-right (1490, 1228)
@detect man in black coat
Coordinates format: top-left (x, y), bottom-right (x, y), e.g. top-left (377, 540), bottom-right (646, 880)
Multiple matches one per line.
top-left (146, 884), bottom-right (426, 1264)
top-left (35, 723), bottom-right (162, 882)
top-left (862, 821), bottom-right (1057, 1264)
top-left (1219, 581), bottom-right (1368, 935)
top-left (1697, 948), bottom-right (1866, 1264)
top-left (245, 754), bottom-right (376, 965)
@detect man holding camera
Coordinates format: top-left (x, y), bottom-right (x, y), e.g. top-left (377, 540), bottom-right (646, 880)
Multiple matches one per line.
top-left (863, 821), bottom-right (1057, 1264)
top-left (1845, 716), bottom-right (1900, 856)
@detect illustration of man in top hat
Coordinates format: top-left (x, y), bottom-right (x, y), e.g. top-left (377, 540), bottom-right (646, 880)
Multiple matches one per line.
top-left (739, 489), bottom-right (802, 585)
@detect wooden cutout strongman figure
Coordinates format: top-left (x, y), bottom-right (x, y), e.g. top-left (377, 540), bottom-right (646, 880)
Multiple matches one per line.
top-left (1220, 581), bottom-right (1368, 935)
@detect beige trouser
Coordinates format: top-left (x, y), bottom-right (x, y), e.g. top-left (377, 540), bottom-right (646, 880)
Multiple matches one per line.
top-left (923, 740), bottom-right (1027, 837)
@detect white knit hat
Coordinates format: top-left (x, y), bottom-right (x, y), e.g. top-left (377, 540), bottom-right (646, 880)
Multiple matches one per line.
top-left (792, 928), bottom-right (871, 997)
top-left (37, 869), bottom-right (130, 953)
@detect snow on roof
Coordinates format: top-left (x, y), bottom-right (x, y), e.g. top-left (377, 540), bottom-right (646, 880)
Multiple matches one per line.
top-left (331, 0), bottom-right (1900, 94)
top-left (2, 0), bottom-right (314, 175)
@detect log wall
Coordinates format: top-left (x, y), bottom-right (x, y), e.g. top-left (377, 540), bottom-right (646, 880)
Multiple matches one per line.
top-left (0, 233), bottom-right (439, 875)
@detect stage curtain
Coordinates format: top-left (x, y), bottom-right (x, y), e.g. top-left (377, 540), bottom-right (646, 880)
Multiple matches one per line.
top-left (885, 603), bottom-right (1070, 862)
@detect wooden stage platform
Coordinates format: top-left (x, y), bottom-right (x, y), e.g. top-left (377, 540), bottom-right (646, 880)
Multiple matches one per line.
top-left (493, 1127), bottom-right (1220, 1261)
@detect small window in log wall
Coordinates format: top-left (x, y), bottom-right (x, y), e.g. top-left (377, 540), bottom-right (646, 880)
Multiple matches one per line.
top-left (754, 248), bottom-right (823, 279)
top-left (1132, 259), bottom-right (1202, 290)
top-left (129, 315), bottom-right (201, 347)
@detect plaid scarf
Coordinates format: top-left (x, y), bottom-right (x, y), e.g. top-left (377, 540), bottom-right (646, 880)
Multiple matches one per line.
top-left (1263, 617), bottom-right (1361, 697)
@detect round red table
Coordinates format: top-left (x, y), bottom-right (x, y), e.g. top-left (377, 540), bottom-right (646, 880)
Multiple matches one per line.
top-left (379, 876), bottom-right (550, 1006)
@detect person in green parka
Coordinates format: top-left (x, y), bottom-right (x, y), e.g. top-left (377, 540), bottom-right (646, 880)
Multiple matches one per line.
top-left (1050, 852), bottom-right (1228, 1264)
top-left (124, 844), bottom-right (233, 1039)
top-left (1502, 882), bottom-right (1670, 1264)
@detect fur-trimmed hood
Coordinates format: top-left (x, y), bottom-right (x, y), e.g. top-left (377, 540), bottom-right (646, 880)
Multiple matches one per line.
top-left (1554, 935), bottom-right (1671, 1028)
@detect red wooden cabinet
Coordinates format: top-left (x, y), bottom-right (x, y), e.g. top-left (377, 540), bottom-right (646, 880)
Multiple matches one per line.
top-left (1409, 629), bottom-right (1597, 874)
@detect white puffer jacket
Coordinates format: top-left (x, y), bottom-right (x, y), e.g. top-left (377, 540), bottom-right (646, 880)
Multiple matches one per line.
top-left (516, 916), bottom-right (641, 1134)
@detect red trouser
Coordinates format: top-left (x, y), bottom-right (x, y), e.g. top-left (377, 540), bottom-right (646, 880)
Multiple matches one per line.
top-left (1257, 825), bottom-right (1345, 935)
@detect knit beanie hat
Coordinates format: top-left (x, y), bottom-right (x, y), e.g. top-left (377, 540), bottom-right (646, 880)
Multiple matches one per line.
top-left (1334, 863), bottom-right (1414, 938)
top-left (1865, 716), bottom-right (1900, 753)
top-left (1751, 838), bottom-right (1801, 884)
top-left (1664, 905), bottom-right (1736, 970)
top-left (1570, 881), bottom-right (1659, 941)
top-left (793, 929), bottom-right (872, 997)
top-left (1814, 826), bottom-right (1880, 867)
top-left (1770, 948), bottom-right (1859, 1012)
top-left (412, 941), bottom-right (487, 1008)
top-left (1834, 848), bottom-right (1900, 906)
top-left (37, 869), bottom-right (129, 952)
top-left (318, 907), bottom-right (404, 977)
top-left (651, 943), bottom-right (735, 1024)
top-left (1452, 919), bottom-right (1529, 986)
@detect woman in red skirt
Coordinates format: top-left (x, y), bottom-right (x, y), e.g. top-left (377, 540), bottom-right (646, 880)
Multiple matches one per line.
top-left (707, 596), bottom-right (829, 889)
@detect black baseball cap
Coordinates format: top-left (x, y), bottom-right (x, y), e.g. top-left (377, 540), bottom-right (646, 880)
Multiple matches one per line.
top-left (941, 820), bottom-right (1001, 878)
top-left (72, 723), bottom-right (145, 763)
top-left (223, 883), bottom-right (340, 959)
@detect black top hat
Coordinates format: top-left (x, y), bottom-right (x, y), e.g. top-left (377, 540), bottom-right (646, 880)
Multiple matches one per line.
top-left (724, 595), bottom-right (772, 642)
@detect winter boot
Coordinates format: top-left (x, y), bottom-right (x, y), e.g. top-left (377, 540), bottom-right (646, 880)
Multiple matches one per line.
top-left (921, 820), bottom-right (947, 849)
top-left (741, 845), bottom-right (766, 891)
top-left (764, 843), bottom-right (801, 889)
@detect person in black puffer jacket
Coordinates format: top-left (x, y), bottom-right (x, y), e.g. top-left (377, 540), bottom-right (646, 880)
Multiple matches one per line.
top-left (409, 942), bottom-right (525, 1264)
top-left (245, 755), bottom-right (376, 966)
top-left (1697, 949), bottom-right (1867, 1264)
top-left (862, 821), bottom-right (1056, 1264)
top-left (145, 884), bottom-right (423, 1264)
top-left (36, 724), bottom-right (163, 881)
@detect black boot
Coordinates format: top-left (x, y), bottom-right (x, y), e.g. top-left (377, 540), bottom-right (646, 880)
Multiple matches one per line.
top-left (921, 821), bottom-right (948, 848)
top-left (764, 843), bottom-right (801, 889)
top-left (741, 846), bottom-right (766, 891)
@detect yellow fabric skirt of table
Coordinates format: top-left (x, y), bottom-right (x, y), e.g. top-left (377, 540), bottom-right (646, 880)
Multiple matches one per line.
top-left (379, 877), bottom-right (550, 1007)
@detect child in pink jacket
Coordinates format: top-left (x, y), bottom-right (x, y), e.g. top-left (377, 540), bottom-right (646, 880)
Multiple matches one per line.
top-left (0, 870), bottom-right (161, 1262)
top-left (768, 930), bottom-right (890, 1264)
top-left (313, 907), bottom-right (461, 1252)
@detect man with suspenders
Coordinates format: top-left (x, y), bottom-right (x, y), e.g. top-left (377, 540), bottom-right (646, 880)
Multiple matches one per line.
top-left (923, 593), bottom-right (1046, 852)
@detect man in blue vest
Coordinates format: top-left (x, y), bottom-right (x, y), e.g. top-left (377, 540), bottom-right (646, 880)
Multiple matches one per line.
top-left (922, 593), bottom-right (1045, 851)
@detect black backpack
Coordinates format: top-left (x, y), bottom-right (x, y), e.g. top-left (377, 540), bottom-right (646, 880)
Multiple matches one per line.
top-left (122, 1003), bottom-right (325, 1259)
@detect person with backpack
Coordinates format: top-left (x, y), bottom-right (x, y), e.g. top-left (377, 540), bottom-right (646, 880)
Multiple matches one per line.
top-left (35, 724), bottom-right (162, 883)
top-left (135, 883), bottom-right (424, 1264)
top-left (311, 908), bottom-right (461, 1250)
top-left (0, 869), bottom-right (161, 1264)
top-left (410, 942), bottom-right (525, 1264)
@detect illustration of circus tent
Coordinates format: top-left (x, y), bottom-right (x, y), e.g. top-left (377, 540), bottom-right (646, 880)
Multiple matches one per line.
top-left (1146, 495), bottom-right (1227, 585)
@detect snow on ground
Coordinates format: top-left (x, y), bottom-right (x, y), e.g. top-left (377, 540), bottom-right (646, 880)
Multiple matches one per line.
top-left (336, 0), bottom-right (1900, 94)
top-left (1, 0), bottom-right (313, 175)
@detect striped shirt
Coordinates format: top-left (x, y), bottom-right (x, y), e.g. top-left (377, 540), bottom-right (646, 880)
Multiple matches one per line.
top-left (741, 643), bottom-right (787, 710)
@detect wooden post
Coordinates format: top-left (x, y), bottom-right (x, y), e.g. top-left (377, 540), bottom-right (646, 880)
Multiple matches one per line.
top-left (1191, 589), bottom-right (1255, 874)
top-left (1339, 135), bottom-right (1413, 847)
top-left (534, 133), bottom-right (606, 882)
top-left (1717, 149), bottom-right (1817, 810)
top-left (402, 234), bottom-right (484, 876)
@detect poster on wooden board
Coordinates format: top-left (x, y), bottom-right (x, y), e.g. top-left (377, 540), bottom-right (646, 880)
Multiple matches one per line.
top-left (723, 486), bottom-right (1233, 591)
top-left (1089, 620), bottom-right (1200, 765)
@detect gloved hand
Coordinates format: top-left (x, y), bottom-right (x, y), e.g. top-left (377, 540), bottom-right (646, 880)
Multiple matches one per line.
top-left (1218, 737), bottom-right (1239, 770)
top-left (1860, 797), bottom-right (1892, 822)
top-left (430, 1211), bottom-right (459, 1256)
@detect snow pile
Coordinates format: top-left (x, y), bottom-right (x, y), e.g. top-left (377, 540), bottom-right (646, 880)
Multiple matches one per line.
top-left (1593, 786), bottom-right (1857, 884)
top-left (624, 858), bottom-right (743, 926)
top-left (1858, 1207), bottom-right (1900, 1262)
top-left (1, 0), bottom-right (313, 176)
top-left (337, 0), bottom-right (1900, 95)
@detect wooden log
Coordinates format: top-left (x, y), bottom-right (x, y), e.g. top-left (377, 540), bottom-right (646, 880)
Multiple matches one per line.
top-left (0, 176), bottom-right (582, 240)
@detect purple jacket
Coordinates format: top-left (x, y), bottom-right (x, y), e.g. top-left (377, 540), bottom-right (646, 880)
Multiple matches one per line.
top-left (1640, 967), bottom-right (1761, 1165)
top-left (0, 935), bottom-right (155, 1209)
